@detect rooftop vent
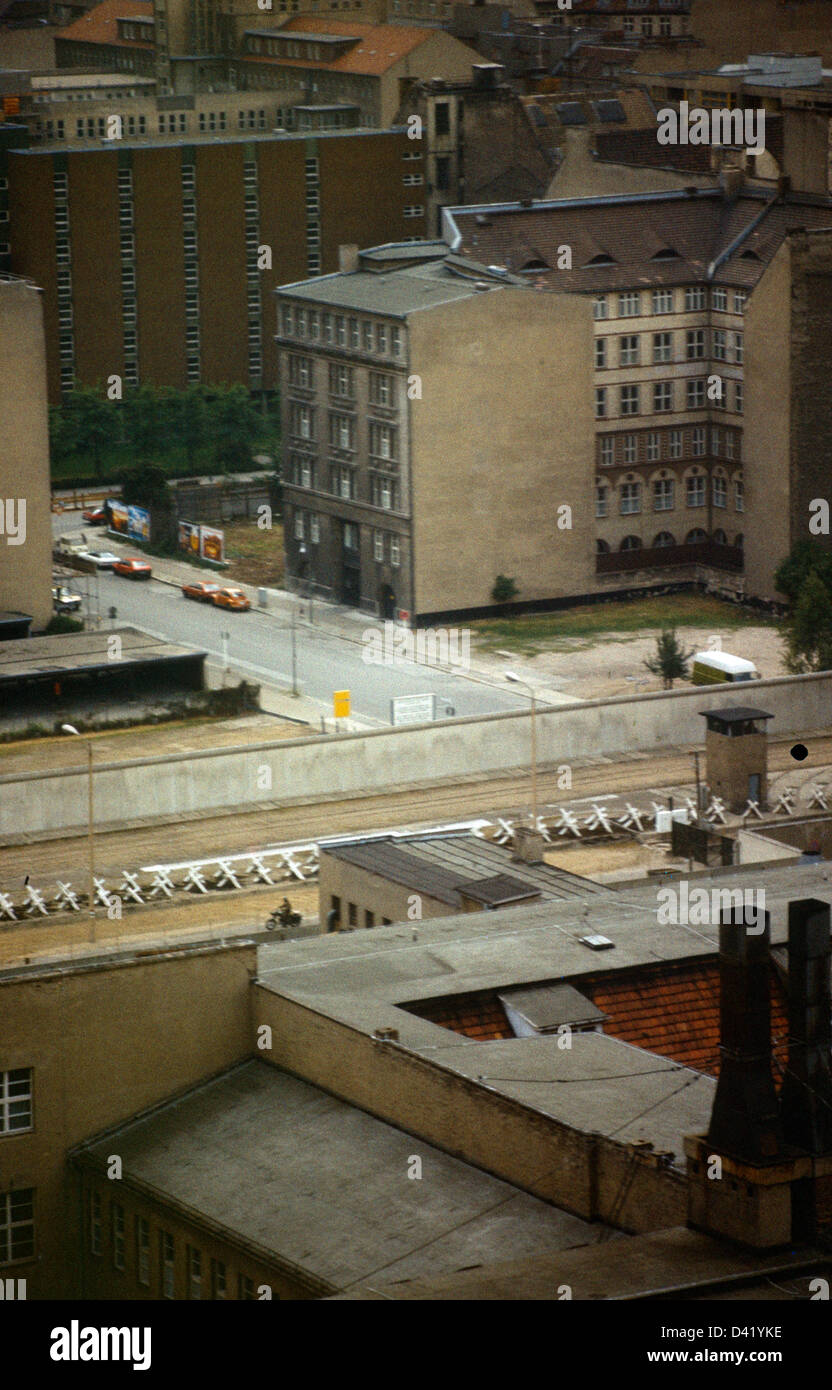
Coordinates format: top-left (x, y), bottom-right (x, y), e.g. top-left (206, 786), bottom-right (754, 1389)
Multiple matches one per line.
top-left (579, 934), bottom-right (615, 951)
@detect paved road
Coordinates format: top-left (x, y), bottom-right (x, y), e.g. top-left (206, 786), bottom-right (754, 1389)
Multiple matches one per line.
top-left (53, 512), bottom-right (528, 726)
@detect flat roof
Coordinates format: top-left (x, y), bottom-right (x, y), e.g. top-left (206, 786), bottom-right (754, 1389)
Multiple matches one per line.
top-left (74, 1060), bottom-right (605, 1290)
top-left (0, 626), bottom-right (205, 684)
top-left (700, 707), bottom-right (774, 723)
top-left (277, 250), bottom-right (523, 316)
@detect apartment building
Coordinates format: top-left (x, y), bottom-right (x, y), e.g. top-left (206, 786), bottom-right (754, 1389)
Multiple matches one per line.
top-left (276, 241), bottom-right (595, 620)
top-left (4, 124), bottom-right (425, 400)
top-left (536, 0), bottom-right (691, 43)
top-left (446, 181), bottom-right (832, 605)
top-left (689, 0), bottom-right (832, 70)
top-left (0, 275), bottom-right (53, 633)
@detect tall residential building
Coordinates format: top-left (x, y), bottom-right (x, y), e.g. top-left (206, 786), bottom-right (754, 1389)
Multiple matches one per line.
top-left (5, 125), bottom-right (426, 399)
top-left (276, 242), bottom-right (594, 621)
top-left (0, 275), bottom-right (53, 634)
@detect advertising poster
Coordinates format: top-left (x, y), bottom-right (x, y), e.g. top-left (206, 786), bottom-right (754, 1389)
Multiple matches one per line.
top-left (127, 504), bottom-right (151, 542)
top-left (108, 500), bottom-right (129, 535)
top-left (178, 521), bottom-right (201, 556)
top-left (199, 525), bottom-right (225, 564)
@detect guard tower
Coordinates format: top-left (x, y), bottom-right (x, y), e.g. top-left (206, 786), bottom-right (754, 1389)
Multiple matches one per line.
top-left (700, 707), bottom-right (773, 814)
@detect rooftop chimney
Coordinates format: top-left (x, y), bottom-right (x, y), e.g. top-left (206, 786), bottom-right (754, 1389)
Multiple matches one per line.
top-left (708, 907), bottom-right (785, 1163)
top-left (338, 244), bottom-right (359, 273)
top-left (779, 898), bottom-right (832, 1154)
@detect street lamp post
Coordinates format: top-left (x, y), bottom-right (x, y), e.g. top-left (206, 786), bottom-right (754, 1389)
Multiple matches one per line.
top-left (505, 671), bottom-right (538, 828)
top-left (61, 724), bottom-right (95, 939)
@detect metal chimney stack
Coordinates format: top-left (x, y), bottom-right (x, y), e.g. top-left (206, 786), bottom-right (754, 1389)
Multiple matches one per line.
top-left (780, 898), bottom-right (832, 1154)
top-left (708, 908), bottom-right (785, 1162)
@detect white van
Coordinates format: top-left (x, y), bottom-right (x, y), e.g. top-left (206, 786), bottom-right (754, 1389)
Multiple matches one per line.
top-left (691, 651), bottom-right (759, 685)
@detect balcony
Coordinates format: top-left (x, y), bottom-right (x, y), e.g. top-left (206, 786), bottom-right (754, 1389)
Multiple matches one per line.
top-left (596, 540), bottom-right (743, 576)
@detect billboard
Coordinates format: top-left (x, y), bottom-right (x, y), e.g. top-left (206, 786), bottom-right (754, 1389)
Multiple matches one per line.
top-left (109, 501), bottom-right (150, 542)
top-left (178, 521), bottom-right (201, 556)
top-left (199, 525), bottom-right (225, 564)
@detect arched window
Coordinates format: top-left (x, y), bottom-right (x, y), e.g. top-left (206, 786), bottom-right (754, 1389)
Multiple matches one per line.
top-left (713, 528), bottom-right (727, 545)
top-left (653, 531), bottom-right (676, 548)
top-left (596, 538), bottom-right (610, 553)
top-left (734, 533), bottom-right (744, 549)
top-left (620, 535), bottom-right (641, 551)
top-left (686, 528), bottom-right (708, 544)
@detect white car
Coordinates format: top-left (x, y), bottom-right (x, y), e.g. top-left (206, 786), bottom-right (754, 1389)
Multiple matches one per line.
top-left (52, 584), bottom-right (83, 613)
top-left (80, 550), bottom-right (120, 569)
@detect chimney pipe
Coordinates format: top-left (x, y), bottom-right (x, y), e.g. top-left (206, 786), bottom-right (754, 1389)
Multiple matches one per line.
top-left (779, 898), bottom-right (832, 1154)
top-left (338, 244), bottom-right (359, 273)
top-left (708, 908), bottom-right (785, 1162)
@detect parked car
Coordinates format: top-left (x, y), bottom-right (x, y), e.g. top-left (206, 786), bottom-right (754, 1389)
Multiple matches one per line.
top-left (182, 580), bottom-right (220, 602)
top-left (82, 507), bottom-right (107, 525)
top-left (113, 557), bottom-right (152, 580)
top-left (52, 584), bottom-right (83, 613)
top-left (690, 652), bottom-right (758, 685)
top-left (56, 536), bottom-right (87, 556)
top-left (212, 586), bottom-right (251, 611)
top-left (80, 550), bottom-right (119, 569)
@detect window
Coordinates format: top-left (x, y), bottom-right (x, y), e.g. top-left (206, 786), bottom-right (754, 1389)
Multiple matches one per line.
top-left (600, 436), bottom-right (614, 467)
top-left (595, 484), bottom-right (608, 518)
top-left (685, 286), bottom-right (706, 311)
top-left (112, 1203), bottom-right (125, 1270)
top-left (89, 1191), bottom-right (102, 1256)
top-left (329, 414), bottom-right (355, 450)
top-left (687, 379), bottom-right (706, 409)
top-left (0, 1068), bottom-right (32, 1134)
top-left (281, 305), bottom-right (293, 336)
top-left (369, 422), bottom-right (397, 461)
top-left (712, 287), bottom-right (728, 312)
top-left (370, 371), bottom-right (393, 406)
top-left (620, 384), bottom-right (639, 416)
top-left (328, 363), bottom-right (353, 398)
top-left (136, 1218), bottom-right (150, 1287)
top-left (711, 426), bottom-right (721, 457)
top-left (618, 291), bottom-right (640, 318)
top-left (188, 1246), bottom-right (202, 1300)
top-left (652, 288), bottom-right (673, 314)
top-left (653, 531), bottom-right (675, 548)
top-left (239, 1275), bottom-right (256, 1300)
top-left (654, 382), bottom-right (673, 413)
top-left (647, 432), bottom-right (660, 462)
top-left (291, 403), bottom-right (314, 440)
top-left (692, 426), bottom-right (706, 457)
top-left (435, 100), bottom-right (450, 136)
top-left (733, 332), bottom-right (743, 365)
top-left (371, 475), bottom-right (396, 509)
top-left (288, 355), bottom-right (312, 388)
top-left (686, 329), bottom-right (705, 360)
top-left (377, 326), bottom-right (388, 355)
top-left (294, 511), bottom-right (305, 540)
top-left (593, 295), bottom-right (608, 321)
top-left (620, 534), bottom-right (641, 551)
top-left (309, 514), bottom-right (319, 543)
top-left (713, 474), bottom-right (727, 508)
top-left (364, 910), bottom-right (375, 929)
top-left (332, 465), bottom-right (355, 501)
top-left (374, 530), bottom-right (384, 562)
top-left (595, 387), bottom-right (607, 419)
top-left (619, 334), bottom-right (639, 366)
top-left (653, 332), bottom-right (672, 364)
top-left (363, 322), bottom-right (374, 352)
top-left (390, 536), bottom-right (400, 567)
top-left (735, 381), bottom-right (743, 413)
top-left (624, 434), bottom-right (638, 465)
top-left (713, 329), bottom-right (727, 361)
top-left (724, 431), bottom-right (734, 460)
top-left (687, 474), bottom-right (705, 507)
top-left (734, 290), bottom-right (747, 313)
top-left (620, 482), bottom-right (641, 515)
top-left (211, 1258), bottom-right (227, 1300)
top-left (595, 338), bottom-right (607, 369)
top-left (653, 478), bottom-right (674, 511)
top-left (713, 378), bottom-right (727, 410)
top-left (391, 327), bottom-right (402, 358)
top-left (686, 527), bottom-right (708, 543)
top-left (0, 1188), bottom-right (34, 1265)
top-left (323, 312), bottom-right (333, 343)
top-left (735, 478), bottom-right (744, 511)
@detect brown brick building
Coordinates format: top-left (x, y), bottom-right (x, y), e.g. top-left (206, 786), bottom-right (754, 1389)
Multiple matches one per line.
top-left (4, 125), bottom-right (426, 399)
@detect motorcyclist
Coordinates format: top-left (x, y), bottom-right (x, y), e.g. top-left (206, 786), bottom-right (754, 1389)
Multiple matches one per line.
top-left (277, 897), bottom-right (293, 926)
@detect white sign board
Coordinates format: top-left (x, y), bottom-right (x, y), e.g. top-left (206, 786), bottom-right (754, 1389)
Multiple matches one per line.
top-left (390, 693), bottom-right (436, 726)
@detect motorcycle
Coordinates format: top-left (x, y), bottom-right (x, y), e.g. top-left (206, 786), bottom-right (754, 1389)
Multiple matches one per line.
top-left (265, 904), bottom-right (302, 932)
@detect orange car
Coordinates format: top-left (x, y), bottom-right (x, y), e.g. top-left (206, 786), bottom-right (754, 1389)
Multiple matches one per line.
top-left (112, 557), bottom-right (152, 579)
top-left (182, 580), bottom-right (220, 602)
top-left (212, 586), bottom-right (251, 611)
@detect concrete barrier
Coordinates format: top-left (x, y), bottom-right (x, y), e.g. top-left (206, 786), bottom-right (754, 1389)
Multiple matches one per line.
top-left (2, 671), bottom-right (831, 840)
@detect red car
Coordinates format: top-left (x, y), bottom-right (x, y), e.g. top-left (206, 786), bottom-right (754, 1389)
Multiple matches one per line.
top-left (82, 507), bottom-right (107, 525)
top-left (182, 580), bottom-right (220, 602)
top-left (113, 557), bottom-right (152, 579)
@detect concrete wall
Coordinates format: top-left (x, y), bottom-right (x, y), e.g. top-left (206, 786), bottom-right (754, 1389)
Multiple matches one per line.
top-left (3, 670), bottom-right (831, 841)
top-left (252, 986), bottom-right (687, 1232)
top-left (0, 942), bottom-right (256, 1297)
top-left (0, 279), bottom-right (54, 631)
top-left (743, 238), bottom-right (792, 601)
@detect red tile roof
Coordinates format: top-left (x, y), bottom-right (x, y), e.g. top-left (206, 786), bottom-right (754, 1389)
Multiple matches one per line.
top-left (243, 19), bottom-right (439, 77)
top-left (58, 0), bottom-right (153, 48)
top-left (407, 990), bottom-right (513, 1041)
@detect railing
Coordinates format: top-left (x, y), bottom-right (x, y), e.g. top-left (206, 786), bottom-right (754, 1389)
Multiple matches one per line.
top-left (596, 541), bottom-right (744, 575)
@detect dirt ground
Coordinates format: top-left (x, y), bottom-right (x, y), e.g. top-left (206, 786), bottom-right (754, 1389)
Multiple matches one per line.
top-left (473, 624), bottom-right (787, 700)
top-left (222, 521), bottom-right (284, 588)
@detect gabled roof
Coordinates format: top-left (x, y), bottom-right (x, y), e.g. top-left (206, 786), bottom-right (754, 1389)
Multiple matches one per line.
top-left (57, 0), bottom-right (153, 48)
top-left (243, 19), bottom-right (446, 77)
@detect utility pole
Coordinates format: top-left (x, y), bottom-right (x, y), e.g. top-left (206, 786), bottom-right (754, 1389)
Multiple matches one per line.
top-left (291, 600), bottom-right (298, 696)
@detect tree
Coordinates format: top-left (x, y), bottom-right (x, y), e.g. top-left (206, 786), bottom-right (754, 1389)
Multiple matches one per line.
top-left (782, 571), bottom-right (832, 673)
top-left (774, 538), bottom-right (832, 606)
top-left (644, 627), bottom-right (695, 689)
top-left (48, 404), bottom-right (78, 468)
top-left (123, 383), bottom-right (165, 460)
top-left (492, 575), bottom-right (519, 603)
top-left (68, 385), bottom-right (120, 476)
top-left (209, 384), bottom-right (260, 472)
top-left (180, 385), bottom-right (209, 466)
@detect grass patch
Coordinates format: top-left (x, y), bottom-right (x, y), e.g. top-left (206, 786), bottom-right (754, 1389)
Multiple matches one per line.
top-left (472, 594), bottom-right (777, 656)
top-left (222, 521), bottom-right (285, 588)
